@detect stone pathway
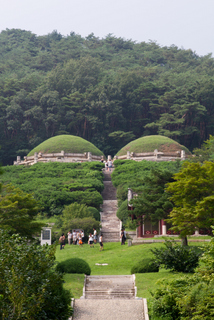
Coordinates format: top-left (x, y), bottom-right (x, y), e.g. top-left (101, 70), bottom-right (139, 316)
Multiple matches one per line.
top-left (71, 169), bottom-right (149, 320)
top-left (100, 170), bottom-right (121, 242)
top-left (73, 299), bottom-right (145, 320)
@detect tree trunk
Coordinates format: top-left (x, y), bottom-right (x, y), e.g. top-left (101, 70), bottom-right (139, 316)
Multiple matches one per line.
top-left (181, 236), bottom-right (188, 246)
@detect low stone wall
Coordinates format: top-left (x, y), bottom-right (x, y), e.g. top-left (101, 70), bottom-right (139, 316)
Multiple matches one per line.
top-left (114, 149), bottom-right (187, 162)
top-left (14, 151), bottom-right (103, 165)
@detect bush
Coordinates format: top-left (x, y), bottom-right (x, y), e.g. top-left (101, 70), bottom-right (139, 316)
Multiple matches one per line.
top-left (116, 199), bottom-right (129, 223)
top-left (151, 239), bottom-right (202, 273)
top-left (88, 206), bottom-right (100, 221)
top-left (131, 258), bottom-right (159, 274)
top-left (56, 258), bottom-right (91, 275)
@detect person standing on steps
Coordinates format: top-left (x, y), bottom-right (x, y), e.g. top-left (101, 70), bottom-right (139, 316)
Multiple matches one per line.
top-left (107, 159), bottom-right (113, 172)
top-left (104, 161), bottom-right (108, 171)
top-left (99, 233), bottom-right (104, 251)
top-left (93, 228), bottom-right (97, 244)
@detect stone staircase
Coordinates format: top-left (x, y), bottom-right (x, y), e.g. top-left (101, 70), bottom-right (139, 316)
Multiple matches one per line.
top-left (100, 170), bottom-right (121, 242)
top-left (84, 275), bottom-right (136, 299)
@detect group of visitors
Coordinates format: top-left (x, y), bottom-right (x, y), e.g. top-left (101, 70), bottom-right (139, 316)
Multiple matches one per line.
top-left (101, 158), bottom-right (113, 172)
top-left (88, 229), bottom-right (104, 251)
top-left (59, 230), bottom-right (84, 249)
top-left (59, 228), bottom-right (127, 250)
top-left (59, 228), bottom-right (104, 251)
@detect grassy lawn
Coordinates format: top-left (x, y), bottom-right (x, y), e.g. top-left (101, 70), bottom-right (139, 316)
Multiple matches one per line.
top-left (55, 240), bottom-right (207, 319)
top-left (55, 240), bottom-right (206, 297)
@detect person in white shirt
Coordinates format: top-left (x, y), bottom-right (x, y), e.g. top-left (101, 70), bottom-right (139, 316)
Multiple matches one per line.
top-left (93, 228), bottom-right (97, 244)
top-left (67, 231), bottom-right (72, 245)
top-left (72, 230), bottom-right (77, 245)
top-left (88, 233), bottom-right (94, 248)
top-left (107, 160), bottom-right (113, 172)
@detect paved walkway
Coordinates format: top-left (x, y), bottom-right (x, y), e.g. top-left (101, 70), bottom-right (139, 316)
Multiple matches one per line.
top-left (73, 299), bottom-right (145, 320)
top-left (100, 170), bottom-right (121, 242)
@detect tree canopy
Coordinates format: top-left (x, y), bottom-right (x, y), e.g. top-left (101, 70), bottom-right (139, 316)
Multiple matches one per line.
top-left (0, 184), bottom-right (44, 238)
top-left (1, 29), bottom-right (214, 164)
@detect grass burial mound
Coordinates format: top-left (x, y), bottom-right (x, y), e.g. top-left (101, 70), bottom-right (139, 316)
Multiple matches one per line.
top-left (116, 135), bottom-right (191, 156)
top-left (28, 135), bottom-right (104, 156)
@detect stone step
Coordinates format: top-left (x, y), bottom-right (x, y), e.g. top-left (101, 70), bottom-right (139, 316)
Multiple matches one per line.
top-left (84, 275), bottom-right (136, 300)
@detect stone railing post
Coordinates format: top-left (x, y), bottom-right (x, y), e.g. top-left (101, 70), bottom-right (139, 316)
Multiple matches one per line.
top-left (87, 152), bottom-right (92, 162)
top-left (34, 152), bottom-right (38, 164)
top-left (181, 150), bottom-right (185, 160)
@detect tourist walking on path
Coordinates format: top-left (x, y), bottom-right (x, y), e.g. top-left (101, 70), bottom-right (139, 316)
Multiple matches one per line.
top-left (104, 161), bottom-right (108, 171)
top-left (93, 228), bottom-right (97, 244)
top-left (59, 233), bottom-right (65, 250)
top-left (88, 233), bottom-right (94, 248)
top-left (107, 159), bottom-right (113, 172)
top-left (99, 234), bottom-right (104, 251)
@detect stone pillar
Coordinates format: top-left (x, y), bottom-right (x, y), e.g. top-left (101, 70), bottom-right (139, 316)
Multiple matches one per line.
top-left (107, 155), bottom-right (111, 161)
top-left (34, 152), bottom-right (38, 164)
top-left (154, 149), bottom-right (158, 160)
top-left (87, 152), bottom-right (92, 162)
top-left (181, 150), bottom-right (186, 160)
top-left (61, 150), bottom-right (65, 157)
top-left (127, 151), bottom-right (131, 160)
top-left (17, 156), bottom-right (21, 163)
top-left (194, 228), bottom-right (199, 236)
top-left (162, 220), bottom-right (167, 235)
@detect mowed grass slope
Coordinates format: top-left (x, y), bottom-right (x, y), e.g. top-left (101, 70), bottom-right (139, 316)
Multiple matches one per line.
top-left (28, 135), bottom-right (104, 156)
top-left (116, 135), bottom-right (191, 156)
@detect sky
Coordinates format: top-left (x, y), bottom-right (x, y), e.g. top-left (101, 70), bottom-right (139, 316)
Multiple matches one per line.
top-left (1, 0), bottom-right (214, 57)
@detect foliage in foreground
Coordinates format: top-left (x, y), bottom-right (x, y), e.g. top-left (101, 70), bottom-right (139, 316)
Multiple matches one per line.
top-left (56, 258), bottom-right (91, 275)
top-left (131, 258), bottom-right (159, 274)
top-left (151, 239), bottom-right (202, 273)
top-left (0, 231), bottom-right (72, 320)
top-left (0, 184), bottom-right (44, 238)
top-left (151, 236), bottom-right (214, 319)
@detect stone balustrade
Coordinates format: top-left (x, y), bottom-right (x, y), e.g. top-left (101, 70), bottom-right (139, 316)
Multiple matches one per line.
top-left (14, 151), bottom-right (103, 165)
top-left (114, 149), bottom-right (187, 162)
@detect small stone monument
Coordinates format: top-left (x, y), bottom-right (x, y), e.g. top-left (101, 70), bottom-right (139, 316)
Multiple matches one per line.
top-left (41, 227), bottom-right (52, 245)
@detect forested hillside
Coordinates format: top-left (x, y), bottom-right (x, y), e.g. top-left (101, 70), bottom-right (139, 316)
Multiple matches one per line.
top-left (1, 28), bottom-right (214, 165)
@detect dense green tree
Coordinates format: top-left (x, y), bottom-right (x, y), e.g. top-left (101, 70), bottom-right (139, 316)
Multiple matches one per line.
top-left (131, 168), bottom-right (175, 223)
top-left (0, 230), bottom-right (72, 320)
top-left (0, 184), bottom-right (44, 238)
top-left (166, 161), bottom-right (214, 245)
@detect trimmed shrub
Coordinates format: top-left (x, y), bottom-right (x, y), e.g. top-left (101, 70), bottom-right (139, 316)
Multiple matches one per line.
top-left (56, 258), bottom-right (91, 275)
top-left (151, 239), bottom-right (202, 273)
top-left (131, 258), bottom-right (159, 274)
